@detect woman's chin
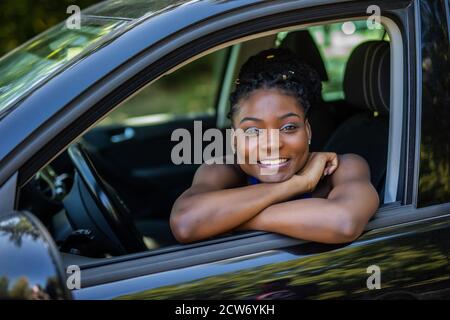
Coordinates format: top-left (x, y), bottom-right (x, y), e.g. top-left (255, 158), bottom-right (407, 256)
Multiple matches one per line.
top-left (256, 172), bottom-right (293, 183)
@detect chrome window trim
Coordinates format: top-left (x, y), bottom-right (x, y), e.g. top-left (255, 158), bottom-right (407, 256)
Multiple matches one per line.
top-left (383, 16), bottom-right (404, 204)
top-left (0, 172), bottom-right (17, 215)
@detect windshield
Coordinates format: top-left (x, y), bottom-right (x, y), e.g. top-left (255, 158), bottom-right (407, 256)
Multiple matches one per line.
top-left (0, 16), bottom-right (130, 117)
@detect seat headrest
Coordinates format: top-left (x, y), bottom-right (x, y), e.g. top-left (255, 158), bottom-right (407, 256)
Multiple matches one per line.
top-left (280, 30), bottom-right (328, 81)
top-left (343, 41), bottom-right (390, 115)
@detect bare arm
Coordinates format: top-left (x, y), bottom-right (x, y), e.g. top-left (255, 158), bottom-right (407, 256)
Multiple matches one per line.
top-left (170, 162), bottom-right (313, 243)
top-left (237, 154), bottom-right (379, 243)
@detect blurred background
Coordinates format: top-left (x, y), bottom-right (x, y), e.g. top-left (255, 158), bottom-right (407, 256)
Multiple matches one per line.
top-left (0, 0), bottom-right (100, 56)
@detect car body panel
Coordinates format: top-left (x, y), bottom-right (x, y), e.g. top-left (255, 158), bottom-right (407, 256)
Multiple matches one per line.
top-left (83, 0), bottom-right (190, 19)
top-left (417, 0), bottom-right (450, 207)
top-left (0, 211), bottom-right (71, 300)
top-left (74, 211), bottom-right (450, 299)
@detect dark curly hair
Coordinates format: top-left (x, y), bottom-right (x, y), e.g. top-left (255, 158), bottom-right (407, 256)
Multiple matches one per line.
top-left (228, 47), bottom-right (322, 123)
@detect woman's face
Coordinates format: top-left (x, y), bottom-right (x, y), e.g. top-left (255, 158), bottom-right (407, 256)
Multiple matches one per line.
top-left (233, 88), bottom-right (311, 183)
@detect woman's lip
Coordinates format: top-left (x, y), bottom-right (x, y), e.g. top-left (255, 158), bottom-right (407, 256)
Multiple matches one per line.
top-left (257, 159), bottom-right (291, 169)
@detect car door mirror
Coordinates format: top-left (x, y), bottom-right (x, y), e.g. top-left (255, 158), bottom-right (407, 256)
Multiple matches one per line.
top-left (0, 211), bottom-right (72, 300)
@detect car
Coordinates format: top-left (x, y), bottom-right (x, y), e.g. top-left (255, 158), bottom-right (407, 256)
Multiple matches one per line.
top-left (0, 0), bottom-right (449, 300)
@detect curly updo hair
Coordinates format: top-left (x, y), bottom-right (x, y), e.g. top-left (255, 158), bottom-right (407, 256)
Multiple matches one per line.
top-left (228, 47), bottom-right (322, 123)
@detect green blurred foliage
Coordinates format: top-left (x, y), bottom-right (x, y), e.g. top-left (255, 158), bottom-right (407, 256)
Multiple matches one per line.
top-left (9, 276), bottom-right (31, 299)
top-left (0, 0), bottom-right (100, 56)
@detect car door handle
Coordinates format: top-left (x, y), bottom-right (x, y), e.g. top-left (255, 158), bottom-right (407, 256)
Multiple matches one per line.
top-left (110, 127), bottom-right (135, 143)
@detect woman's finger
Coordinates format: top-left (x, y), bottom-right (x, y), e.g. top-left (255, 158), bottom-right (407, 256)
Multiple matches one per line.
top-left (324, 153), bottom-right (339, 175)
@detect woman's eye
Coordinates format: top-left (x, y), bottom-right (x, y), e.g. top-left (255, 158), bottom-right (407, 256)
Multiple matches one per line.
top-left (281, 124), bottom-right (298, 132)
top-left (244, 127), bottom-right (260, 136)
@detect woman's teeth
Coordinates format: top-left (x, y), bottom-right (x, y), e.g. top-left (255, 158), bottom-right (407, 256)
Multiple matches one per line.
top-left (259, 158), bottom-right (288, 165)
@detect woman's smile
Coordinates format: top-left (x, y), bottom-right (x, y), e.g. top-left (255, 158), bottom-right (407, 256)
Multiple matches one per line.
top-left (257, 157), bottom-right (290, 168)
top-left (258, 157), bottom-right (289, 165)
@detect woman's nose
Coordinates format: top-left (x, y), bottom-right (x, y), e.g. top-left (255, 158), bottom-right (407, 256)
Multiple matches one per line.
top-left (259, 129), bottom-right (284, 154)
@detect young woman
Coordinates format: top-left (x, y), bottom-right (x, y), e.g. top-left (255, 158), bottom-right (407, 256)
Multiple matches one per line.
top-left (170, 48), bottom-right (379, 244)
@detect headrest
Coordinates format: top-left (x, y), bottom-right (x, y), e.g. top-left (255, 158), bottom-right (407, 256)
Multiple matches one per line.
top-left (280, 30), bottom-right (328, 81)
top-left (343, 41), bottom-right (390, 115)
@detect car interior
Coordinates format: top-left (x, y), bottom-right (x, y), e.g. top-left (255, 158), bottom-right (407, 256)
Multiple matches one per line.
top-left (17, 19), bottom-right (392, 261)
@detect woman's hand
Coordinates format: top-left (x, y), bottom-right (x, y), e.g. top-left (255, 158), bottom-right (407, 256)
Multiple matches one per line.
top-left (290, 152), bottom-right (339, 192)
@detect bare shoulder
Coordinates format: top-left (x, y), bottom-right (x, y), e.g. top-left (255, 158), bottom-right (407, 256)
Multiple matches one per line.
top-left (331, 153), bottom-right (371, 186)
top-left (194, 162), bottom-right (244, 186)
top-left (186, 158), bottom-right (246, 196)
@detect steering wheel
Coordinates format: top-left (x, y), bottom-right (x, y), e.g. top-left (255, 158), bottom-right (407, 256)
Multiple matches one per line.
top-left (64, 143), bottom-right (146, 255)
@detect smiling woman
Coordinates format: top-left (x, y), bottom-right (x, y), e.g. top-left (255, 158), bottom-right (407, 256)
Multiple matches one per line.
top-left (169, 47), bottom-right (379, 244)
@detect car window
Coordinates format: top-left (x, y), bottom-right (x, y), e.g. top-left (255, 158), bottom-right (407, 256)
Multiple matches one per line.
top-left (97, 49), bottom-right (228, 127)
top-left (308, 20), bottom-right (387, 101)
top-left (18, 17), bottom-right (398, 261)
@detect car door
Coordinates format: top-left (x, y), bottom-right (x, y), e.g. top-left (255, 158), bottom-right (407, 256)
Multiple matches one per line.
top-left (73, 213), bottom-right (450, 300)
top-left (66, 0), bottom-right (450, 300)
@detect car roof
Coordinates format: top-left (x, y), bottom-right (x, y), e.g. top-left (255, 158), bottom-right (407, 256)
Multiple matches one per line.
top-left (83, 0), bottom-right (192, 20)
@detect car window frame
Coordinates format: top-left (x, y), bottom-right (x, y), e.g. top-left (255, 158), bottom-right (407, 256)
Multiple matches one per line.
top-left (10, 0), bottom-right (436, 288)
top-left (215, 16), bottom-right (404, 205)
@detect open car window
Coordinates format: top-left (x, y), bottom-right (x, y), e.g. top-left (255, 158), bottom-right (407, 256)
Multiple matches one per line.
top-left (17, 17), bottom-right (399, 262)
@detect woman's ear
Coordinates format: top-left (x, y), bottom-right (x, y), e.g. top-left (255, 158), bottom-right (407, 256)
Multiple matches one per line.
top-left (305, 118), bottom-right (312, 145)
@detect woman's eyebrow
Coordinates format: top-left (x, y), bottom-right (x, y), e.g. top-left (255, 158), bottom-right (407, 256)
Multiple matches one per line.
top-left (279, 112), bottom-right (302, 120)
top-left (239, 116), bottom-right (262, 124)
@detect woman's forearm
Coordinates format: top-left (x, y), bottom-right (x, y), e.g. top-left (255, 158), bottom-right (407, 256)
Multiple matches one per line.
top-left (170, 178), bottom-right (309, 243)
top-left (237, 198), bottom-right (362, 244)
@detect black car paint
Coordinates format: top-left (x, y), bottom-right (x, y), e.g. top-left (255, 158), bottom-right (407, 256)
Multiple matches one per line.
top-left (417, 0), bottom-right (450, 207)
top-left (74, 212), bottom-right (450, 300)
top-left (0, 0), bottom-right (449, 300)
top-left (0, 212), bottom-right (71, 300)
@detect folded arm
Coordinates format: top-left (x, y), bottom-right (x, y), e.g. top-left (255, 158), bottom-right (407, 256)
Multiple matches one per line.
top-left (170, 162), bottom-right (312, 243)
top-left (236, 154), bottom-right (379, 243)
